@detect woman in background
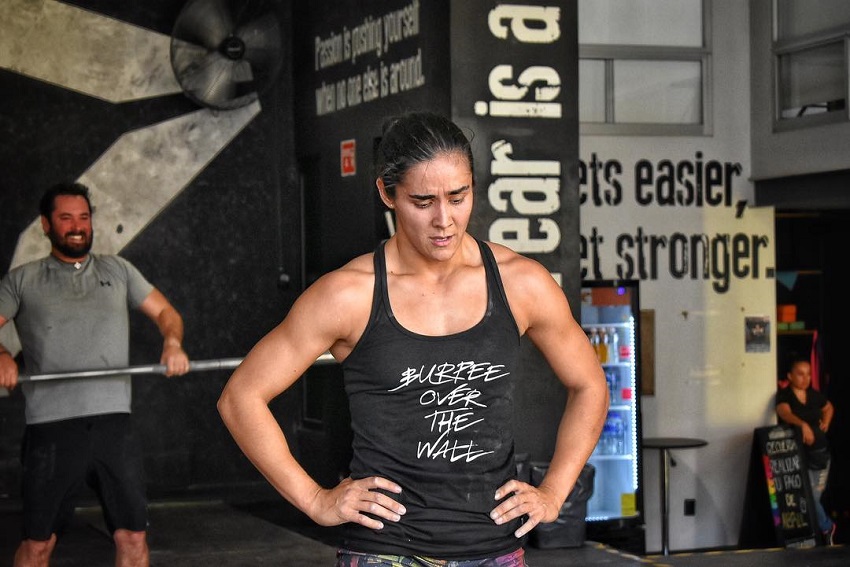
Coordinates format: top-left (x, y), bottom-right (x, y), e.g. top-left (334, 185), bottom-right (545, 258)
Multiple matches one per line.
top-left (776, 356), bottom-right (835, 545)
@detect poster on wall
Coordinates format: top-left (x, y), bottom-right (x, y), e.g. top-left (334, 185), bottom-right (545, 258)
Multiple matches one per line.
top-left (340, 139), bottom-right (356, 177)
top-left (745, 315), bottom-right (771, 353)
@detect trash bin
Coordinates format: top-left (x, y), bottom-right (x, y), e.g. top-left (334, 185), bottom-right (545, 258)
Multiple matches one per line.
top-left (527, 462), bottom-right (595, 549)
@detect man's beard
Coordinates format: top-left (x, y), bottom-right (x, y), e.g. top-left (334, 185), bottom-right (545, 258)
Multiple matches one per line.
top-left (48, 227), bottom-right (93, 259)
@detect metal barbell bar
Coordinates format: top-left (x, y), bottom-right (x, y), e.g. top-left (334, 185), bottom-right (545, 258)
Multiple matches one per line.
top-left (18, 352), bottom-right (337, 383)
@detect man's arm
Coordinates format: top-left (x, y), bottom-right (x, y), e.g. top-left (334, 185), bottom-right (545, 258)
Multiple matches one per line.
top-left (0, 315), bottom-right (18, 390)
top-left (139, 289), bottom-right (189, 376)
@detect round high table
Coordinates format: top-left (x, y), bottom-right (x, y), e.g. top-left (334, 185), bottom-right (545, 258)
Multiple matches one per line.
top-left (642, 437), bottom-right (708, 555)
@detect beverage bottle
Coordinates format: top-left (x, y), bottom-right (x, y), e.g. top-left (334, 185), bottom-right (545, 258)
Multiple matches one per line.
top-left (612, 414), bottom-right (625, 454)
top-left (598, 328), bottom-right (609, 363)
top-left (589, 328), bottom-right (601, 361)
top-left (600, 415), bottom-right (615, 454)
top-left (606, 370), bottom-right (618, 404)
top-left (608, 327), bottom-right (619, 363)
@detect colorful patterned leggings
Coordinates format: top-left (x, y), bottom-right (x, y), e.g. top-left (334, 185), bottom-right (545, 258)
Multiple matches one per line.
top-left (336, 547), bottom-right (527, 567)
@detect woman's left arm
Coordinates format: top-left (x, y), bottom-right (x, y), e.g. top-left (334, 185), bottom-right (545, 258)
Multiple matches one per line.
top-left (488, 250), bottom-right (608, 538)
top-left (820, 400), bottom-right (834, 432)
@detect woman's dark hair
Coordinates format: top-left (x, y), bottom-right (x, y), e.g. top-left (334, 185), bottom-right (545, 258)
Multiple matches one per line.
top-left (786, 354), bottom-right (810, 374)
top-left (375, 111), bottom-right (474, 197)
top-left (39, 182), bottom-right (92, 218)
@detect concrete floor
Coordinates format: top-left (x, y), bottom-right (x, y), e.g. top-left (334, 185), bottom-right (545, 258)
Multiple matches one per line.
top-left (1, 496), bottom-right (848, 566)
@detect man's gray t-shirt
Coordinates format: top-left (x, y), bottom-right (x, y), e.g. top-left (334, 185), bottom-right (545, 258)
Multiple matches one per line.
top-left (0, 254), bottom-right (154, 424)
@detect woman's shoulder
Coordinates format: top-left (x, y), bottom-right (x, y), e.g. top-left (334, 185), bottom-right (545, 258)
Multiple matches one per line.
top-left (480, 239), bottom-right (570, 334)
top-left (482, 240), bottom-right (560, 292)
top-left (775, 386), bottom-right (795, 403)
top-left (331, 251), bottom-right (376, 286)
top-left (303, 252), bottom-right (375, 305)
top-left (482, 239), bottom-right (540, 270)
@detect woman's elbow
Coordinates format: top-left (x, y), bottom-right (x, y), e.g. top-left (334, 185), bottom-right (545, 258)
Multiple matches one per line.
top-left (217, 384), bottom-right (238, 425)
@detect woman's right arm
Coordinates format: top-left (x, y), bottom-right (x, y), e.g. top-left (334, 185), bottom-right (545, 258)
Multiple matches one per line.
top-left (776, 402), bottom-right (815, 445)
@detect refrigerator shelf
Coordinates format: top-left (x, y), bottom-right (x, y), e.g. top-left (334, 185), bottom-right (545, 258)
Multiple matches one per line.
top-left (587, 511), bottom-right (641, 522)
top-left (589, 454), bottom-right (635, 461)
top-left (581, 321), bottom-right (632, 330)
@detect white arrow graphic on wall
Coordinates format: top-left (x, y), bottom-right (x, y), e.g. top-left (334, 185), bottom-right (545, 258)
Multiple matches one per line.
top-left (0, 0), bottom-right (182, 101)
top-left (9, 103), bottom-right (261, 270)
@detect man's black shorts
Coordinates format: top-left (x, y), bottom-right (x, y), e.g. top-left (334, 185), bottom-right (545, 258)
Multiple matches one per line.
top-left (21, 413), bottom-right (148, 540)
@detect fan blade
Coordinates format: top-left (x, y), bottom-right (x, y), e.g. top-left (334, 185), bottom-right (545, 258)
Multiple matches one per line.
top-left (236, 14), bottom-right (281, 69)
top-left (178, 51), bottom-right (238, 108)
top-left (173, 0), bottom-right (235, 52)
top-left (230, 59), bottom-right (255, 83)
top-left (204, 76), bottom-right (238, 108)
top-left (171, 39), bottom-right (213, 76)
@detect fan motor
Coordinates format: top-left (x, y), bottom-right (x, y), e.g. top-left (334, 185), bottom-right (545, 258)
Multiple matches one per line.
top-left (221, 36), bottom-right (246, 60)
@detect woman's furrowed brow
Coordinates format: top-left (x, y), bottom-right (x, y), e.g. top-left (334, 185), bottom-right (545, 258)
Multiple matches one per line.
top-left (408, 184), bottom-right (470, 201)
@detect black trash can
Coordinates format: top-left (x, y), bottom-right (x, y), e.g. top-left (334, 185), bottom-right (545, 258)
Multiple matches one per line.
top-left (527, 462), bottom-right (595, 549)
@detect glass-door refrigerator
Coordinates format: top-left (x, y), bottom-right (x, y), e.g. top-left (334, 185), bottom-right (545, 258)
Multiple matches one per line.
top-left (580, 280), bottom-right (645, 554)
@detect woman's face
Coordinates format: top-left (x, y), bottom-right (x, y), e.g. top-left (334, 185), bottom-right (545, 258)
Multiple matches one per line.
top-left (379, 152), bottom-right (473, 262)
top-left (787, 361), bottom-right (812, 390)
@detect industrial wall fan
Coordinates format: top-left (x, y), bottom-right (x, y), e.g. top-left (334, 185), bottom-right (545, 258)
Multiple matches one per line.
top-left (170, 0), bottom-right (282, 110)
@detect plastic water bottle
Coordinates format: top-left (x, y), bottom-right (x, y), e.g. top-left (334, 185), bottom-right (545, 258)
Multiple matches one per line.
top-left (608, 327), bottom-right (619, 363)
top-left (611, 414), bottom-right (625, 455)
top-left (606, 370), bottom-right (619, 404)
top-left (599, 416), bottom-right (614, 454)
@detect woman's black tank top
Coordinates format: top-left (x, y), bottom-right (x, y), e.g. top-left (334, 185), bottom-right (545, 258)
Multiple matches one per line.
top-left (340, 238), bottom-right (524, 559)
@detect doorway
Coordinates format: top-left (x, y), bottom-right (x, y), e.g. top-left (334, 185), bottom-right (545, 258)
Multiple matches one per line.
top-left (774, 209), bottom-right (850, 544)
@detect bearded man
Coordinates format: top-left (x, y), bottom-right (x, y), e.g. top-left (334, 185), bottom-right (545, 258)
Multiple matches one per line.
top-left (0, 182), bottom-right (190, 567)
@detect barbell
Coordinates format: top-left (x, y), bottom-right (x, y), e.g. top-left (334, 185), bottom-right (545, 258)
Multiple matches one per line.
top-left (17, 352), bottom-right (336, 383)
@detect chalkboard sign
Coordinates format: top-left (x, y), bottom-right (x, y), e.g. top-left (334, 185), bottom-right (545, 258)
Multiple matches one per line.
top-left (739, 425), bottom-right (818, 549)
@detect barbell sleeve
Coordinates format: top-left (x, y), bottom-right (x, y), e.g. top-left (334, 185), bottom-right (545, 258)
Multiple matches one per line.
top-left (18, 352), bottom-right (336, 383)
